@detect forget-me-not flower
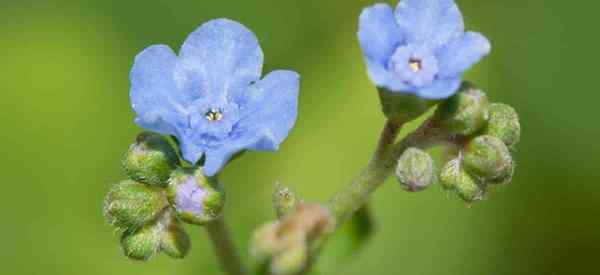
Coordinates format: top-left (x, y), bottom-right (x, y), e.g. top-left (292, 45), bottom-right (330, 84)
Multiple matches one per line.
top-left (130, 19), bottom-right (300, 176)
top-left (358, 0), bottom-right (491, 99)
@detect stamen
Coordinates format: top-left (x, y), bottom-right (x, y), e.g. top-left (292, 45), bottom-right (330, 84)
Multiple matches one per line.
top-left (205, 108), bottom-right (223, 122)
top-left (409, 58), bottom-right (422, 72)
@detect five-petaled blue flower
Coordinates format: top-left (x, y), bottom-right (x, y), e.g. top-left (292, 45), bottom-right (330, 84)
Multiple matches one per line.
top-left (130, 19), bottom-right (300, 177)
top-left (358, 0), bottom-right (491, 99)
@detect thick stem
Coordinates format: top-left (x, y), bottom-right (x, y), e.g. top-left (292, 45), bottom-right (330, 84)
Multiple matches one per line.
top-left (205, 216), bottom-right (248, 275)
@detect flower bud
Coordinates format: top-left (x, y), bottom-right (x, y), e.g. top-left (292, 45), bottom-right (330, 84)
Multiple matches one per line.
top-left (440, 160), bottom-right (485, 202)
top-left (488, 162), bottom-right (515, 185)
top-left (436, 82), bottom-right (489, 136)
top-left (271, 242), bottom-right (308, 275)
top-left (483, 103), bottom-right (521, 149)
top-left (104, 180), bottom-right (167, 230)
top-left (123, 132), bottom-right (179, 187)
top-left (167, 168), bottom-right (225, 225)
top-left (251, 222), bottom-right (280, 262)
top-left (160, 214), bottom-right (191, 259)
top-left (273, 183), bottom-right (302, 218)
top-left (463, 135), bottom-right (513, 180)
top-left (120, 225), bottom-right (161, 261)
top-left (395, 148), bottom-right (435, 192)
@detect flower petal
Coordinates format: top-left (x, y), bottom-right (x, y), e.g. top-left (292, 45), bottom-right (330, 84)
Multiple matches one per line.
top-left (358, 3), bottom-right (403, 65)
top-left (394, 0), bottom-right (464, 47)
top-left (178, 18), bottom-right (263, 100)
top-left (415, 77), bottom-right (462, 99)
top-left (130, 45), bottom-right (186, 136)
top-left (202, 70), bottom-right (300, 176)
top-left (436, 32), bottom-right (491, 77)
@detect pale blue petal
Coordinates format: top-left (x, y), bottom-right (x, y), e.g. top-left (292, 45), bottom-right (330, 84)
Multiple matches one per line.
top-left (394, 0), bottom-right (464, 47)
top-left (130, 45), bottom-right (187, 136)
top-left (203, 149), bottom-right (235, 177)
top-left (179, 136), bottom-right (204, 165)
top-left (358, 3), bottom-right (403, 64)
top-left (365, 59), bottom-right (409, 92)
top-left (178, 18), bottom-right (264, 100)
top-left (415, 77), bottom-right (462, 99)
top-left (436, 32), bottom-right (491, 77)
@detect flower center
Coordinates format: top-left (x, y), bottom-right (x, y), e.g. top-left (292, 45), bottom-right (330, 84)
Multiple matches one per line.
top-left (205, 108), bottom-right (223, 122)
top-left (409, 58), bottom-right (422, 72)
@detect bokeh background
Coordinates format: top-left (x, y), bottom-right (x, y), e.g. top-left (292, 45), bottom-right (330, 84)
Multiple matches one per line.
top-left (1, 0), bottom-right (599, 274)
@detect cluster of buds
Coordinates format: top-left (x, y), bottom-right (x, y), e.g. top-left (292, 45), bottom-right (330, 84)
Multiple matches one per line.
top-left (394, 83), bottom-right (521, 203)
top-left (252, 188), bottom-right (335, 275)
top-left (103, 132), bottom-right (225, 260)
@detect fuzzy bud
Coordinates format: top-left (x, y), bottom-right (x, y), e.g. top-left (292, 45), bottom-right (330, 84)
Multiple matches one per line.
top-left (120, 225), bottom-right (161, 261)
top-left (463, 135), bottom-right (513, 180)
top-left (167, 168), bottom-right (225, 225)
top-left (483, 103), bottom-right (521, 149)
top-left (440, 159), bottom-right (485, 202)
top-left (271, 242), bottom-right (308, 275)
top-left (395, 148), bottom-right (435, 192)
top-left (123, 132), bottom-right (179, 187)
top-left (273, 183), bottom-right (302, 218)
top-left (436, 82), bottom-right (489, 136)
top-left (104, 180), bottom-right (167, 230)
top-left (159, 214), bottom-right (191, 259)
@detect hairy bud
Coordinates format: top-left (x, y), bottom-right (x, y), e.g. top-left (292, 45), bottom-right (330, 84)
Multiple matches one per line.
top-left (440, 159), bottom-right (485, 202)
top-left (120, 225), bottom-right (161, 261)
top-left (167, 168), bottom-right (225, 225)
top-left (436, 82), bottom-right (489, 136)
top-left (273, 183), bottom-right (302, 218)
top-left (483, 103), bottom-right (521, 149)
top-left (104, 180), bottom-right (167, 230)
top-left (271, 242), bottom-right (308, 275)
top-left (463, 135), bottom-right (513, 180)
top-left (123, 132), bottom-right (179, 187)
top-left (159, 214), bottom-right (191, 259)
top-left (395, 148), bottom-right (435, 192)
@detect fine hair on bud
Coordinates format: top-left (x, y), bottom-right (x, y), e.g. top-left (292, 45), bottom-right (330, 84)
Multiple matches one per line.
top-left (440, 159), bottom-right (485, 203)
top-left (483, 103), bottom-right (521, 149)
top-left (120, 224), bottom-right (162, 261)
top-left (123, 132), bottom-right (179, 187)
top-left (436, 82), bottom-right (490, 136)
top-left (167, 167), bottom-right (225, 225)
top-left (104, 180), bottom-right (168, 230)
top-left (463, 135), bottom-right (513, 180)
top-left (395, 147), bottom-right (435, 192)
top-left (159, 213), bottom-right (191, 259)
top-left (273, 183), bottom-right (303, 218)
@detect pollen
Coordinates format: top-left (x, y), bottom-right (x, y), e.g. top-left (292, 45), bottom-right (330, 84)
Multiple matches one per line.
top-left (409, 58), bottom-right (422, 72)
top-left (205, 108), bottom-right (223, 122)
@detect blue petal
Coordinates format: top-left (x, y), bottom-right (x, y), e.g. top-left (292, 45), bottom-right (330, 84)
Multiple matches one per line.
top-left (358, 4), bottom-right (403, 65)
top-left (415, 77), bottom-right (462, 99)
top-left (394, 0), bottom-right (464, 47)
top-left (203, 70), bottom-right (300, 176)
top-left (436, 32), bottom-right (491, 77)
top-left (178, 18), bottom-right (264, 100)
top-left (130, 45), bottom-right (187, 136)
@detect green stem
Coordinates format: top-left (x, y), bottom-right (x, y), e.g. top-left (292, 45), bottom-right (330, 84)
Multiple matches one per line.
top-left (205, 216), bottom-right (248, 275)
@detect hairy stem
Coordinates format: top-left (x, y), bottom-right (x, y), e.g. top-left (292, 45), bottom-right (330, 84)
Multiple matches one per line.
top-left (206, 216), bottom-right (247, 275)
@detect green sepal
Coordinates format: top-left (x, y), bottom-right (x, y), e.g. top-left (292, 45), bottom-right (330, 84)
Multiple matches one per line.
top-left (440, 158), bottom-right (485, 202)
top-left (120, 224), bottom-right (162, 261)
top-left (395, 147), bottom-right (436, 192)
top-left (435, 82), bottom-right (489, 136)
top-left (123, 132), bottom-right (179, 187)
top-left (483, 103), bottom-right (521, 150)
top-left (103, 179), bottom-right (167, 230)
top-left (159, 214), bottom-right (191, 259)
top-left (463, 135), bottom-right (513, 180)
top-left (378, 87), bottom-right (439, 122)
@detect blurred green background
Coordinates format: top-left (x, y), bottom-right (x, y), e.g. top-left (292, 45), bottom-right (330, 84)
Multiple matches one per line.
top-left (1, 0), bottom-right (598, 274)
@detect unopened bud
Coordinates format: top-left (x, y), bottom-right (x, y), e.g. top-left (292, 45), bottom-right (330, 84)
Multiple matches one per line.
top-left (395, 148), bottom-right (435, 192)
top-left (483, 103), bottom-right (521, 149)
top-left (123, 132), bottom-right (179, 187)
top-left (436, 82), bottom-right (489, 136)
top-left (160, 214), bottom-right (191, 259)
top-left (167, 168), bottom-right (224, 225)
top-left (463, 135), bottom-right (513, 180)
top-left (273, 183), bottom-right (302, 218)
top-left (120, 225), bottom-right (161, 261)
top-left (440, 159), bottom-right (485, 202)
top-left (104, 180), bottom-right (167, 230)
top-left (271, 242), bottom-right (308, 275)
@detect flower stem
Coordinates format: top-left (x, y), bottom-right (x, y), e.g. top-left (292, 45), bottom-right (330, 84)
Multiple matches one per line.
top-left (205, 216), bottom-right (247, 275)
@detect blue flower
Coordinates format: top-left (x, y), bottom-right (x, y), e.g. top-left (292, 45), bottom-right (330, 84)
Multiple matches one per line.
top-left (130, 19), bottom-right (300, 176)
top-left (358, 0), bottom-right (491, 99)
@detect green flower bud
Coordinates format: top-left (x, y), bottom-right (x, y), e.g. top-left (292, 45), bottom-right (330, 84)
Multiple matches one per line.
top-left (463, 135), bottom-right (513, 180)
top-left (395, 148), bottom-right (435, 192)
top-left (167, 168), bottom-right (225, 225)
top-left (123, 132), bottom-right (179, 187)
top-left (378, 87), bottom-right (438, 121)
top-left (120, 225), bottom-right (161, 261)
top-left (251, 222), bottom-right (280, 262)
top-left (483, 103), bottom-right (521, 149)
top-left (271, 242), bottom-right (308, 275)
top-left (440, 159), bottom-right (485, 202)
top-left (436, 82), bottom-right (489, 136)
top-left (273, 183), bottom-right (302, 218)
top-left (160, 215), bottom-right (191, 259)
top-left (488, 162), bottom-right (515, 185)
top-left (104, 180), bottom-right (167, 230)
